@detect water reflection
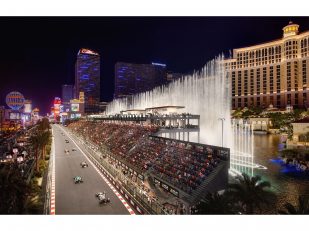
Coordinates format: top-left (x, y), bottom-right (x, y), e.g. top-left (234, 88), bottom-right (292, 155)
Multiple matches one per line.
top-left (253, 134), bottom-right (309, 211)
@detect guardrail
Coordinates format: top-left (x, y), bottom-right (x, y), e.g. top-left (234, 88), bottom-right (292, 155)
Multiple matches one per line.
top-left (44, 130), bottom-right (54, 214)
top-left (66, 129), bottom-right (168, 215)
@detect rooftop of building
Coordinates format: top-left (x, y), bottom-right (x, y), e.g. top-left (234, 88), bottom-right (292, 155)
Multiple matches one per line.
top-left (121, 109), bottom-right (146, 112)
top-left (115, 61), bottom-right (167, 67)
top-left (78, 48), bottom-right (100, 56)
top-left (145, 106), bottom-right (185, 110)
top-left (225, 22), bottom-right (309, 56)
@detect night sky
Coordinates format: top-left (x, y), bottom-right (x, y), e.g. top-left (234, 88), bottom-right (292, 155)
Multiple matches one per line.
top-left (1, 17), bottom-right (309, 114)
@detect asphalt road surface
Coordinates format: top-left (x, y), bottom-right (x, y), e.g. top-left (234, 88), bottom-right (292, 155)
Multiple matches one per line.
top-left (52, 124), bottom-right (129, 214)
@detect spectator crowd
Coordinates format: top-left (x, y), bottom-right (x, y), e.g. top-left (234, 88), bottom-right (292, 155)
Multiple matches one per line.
top-left (68, 120), bottom-right (225, 194)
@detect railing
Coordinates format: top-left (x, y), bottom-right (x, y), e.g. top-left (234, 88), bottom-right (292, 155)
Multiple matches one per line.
top-left (44, 131), bottom-right (54, 214)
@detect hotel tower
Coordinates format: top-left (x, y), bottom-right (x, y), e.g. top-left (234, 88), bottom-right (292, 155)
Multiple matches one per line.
top-left (225, 22), bottom-right (309, 109)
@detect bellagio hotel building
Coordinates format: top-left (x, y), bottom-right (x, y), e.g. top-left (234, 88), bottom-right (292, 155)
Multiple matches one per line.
top-left (225, 22), bottom-right (309, 109)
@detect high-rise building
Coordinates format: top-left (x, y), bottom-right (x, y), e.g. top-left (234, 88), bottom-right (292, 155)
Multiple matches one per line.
top-left (225, 22), bottom-right (309, 109)
top-left (75, 48), bottom-right (100, 113)
top-left (62, 84), bottom-right (73, 104)
top-left (114, 62), bottom-right (167, 98)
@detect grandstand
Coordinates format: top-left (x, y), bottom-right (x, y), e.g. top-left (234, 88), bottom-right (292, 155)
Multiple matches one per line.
top-left (68, 114), bottom-right (230, 205)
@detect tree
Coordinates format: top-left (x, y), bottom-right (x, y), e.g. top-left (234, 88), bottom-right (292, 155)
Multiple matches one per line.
top-left (0, 164), bottom-right (31, 214)
top-left (278, 195), bottom-right (309, 214)
top-left (38, 118), bottom-right (50, 132)
top-left (193, 192), bottom-right (237, 214)
top-left (30, 133), bottom-right (44, 172)
top-left (227, 173), bottom-right (277, 214)
top-left (40, 131), bottom-right (51, 160)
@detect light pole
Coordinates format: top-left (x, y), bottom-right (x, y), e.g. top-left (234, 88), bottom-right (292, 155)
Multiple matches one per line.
top-left (218, 118), bottom-right (225, 147)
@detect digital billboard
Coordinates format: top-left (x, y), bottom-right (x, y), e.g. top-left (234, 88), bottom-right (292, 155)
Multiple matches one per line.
top-left (10, 112), bottom-right (20, 120)
top-left (71, 104), bottom-right (79, 112)
top-left (59, 105), bottom-right (64, 113)
top-left (70, 113), bottom-right (81, 119)
top-left (21, 114), bottom-right (31, 121)
top-left (79, 92), bottom-right (85, 103)
top-left (53, 97), bottom-right (61, 119)
top-left (24, 103), bottom-right (32, 113)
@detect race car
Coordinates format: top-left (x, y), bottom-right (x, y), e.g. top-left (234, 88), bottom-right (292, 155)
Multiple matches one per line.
top-left (95, 192), bottom-right (110, 204)
top-left (72, 148), bottom-right (77, 151)
top-left (73, 176), bottom-right (83, 184)
top-left (65, 140), bottom-right (69, 143)
top-left (64, 149), bottom-right (69, 154)
top-left (80, 161), bottom-right (88, 168)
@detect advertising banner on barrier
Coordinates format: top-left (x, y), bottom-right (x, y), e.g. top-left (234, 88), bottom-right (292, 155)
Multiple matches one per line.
top-left (154, 177), bottom-right (179, 197)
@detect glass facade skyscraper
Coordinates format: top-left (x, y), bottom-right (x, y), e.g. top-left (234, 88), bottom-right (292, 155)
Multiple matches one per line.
top-left (114, 62), bottom-right (167, 98)
top-left (62, 84), bottom-right (73, 103)
top-left (75, 48), bottom-right (100, 113)
top-left (62, 84), bottom-right (73, 112)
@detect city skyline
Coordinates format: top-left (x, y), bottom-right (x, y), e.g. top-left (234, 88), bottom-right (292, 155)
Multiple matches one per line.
top-left (1, 17), bottom-right (309, 114)
top-left (1, 15), bottom-right (309, 219)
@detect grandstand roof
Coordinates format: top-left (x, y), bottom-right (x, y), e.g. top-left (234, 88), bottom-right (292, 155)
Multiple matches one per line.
top-left (121, 109), bottom-right (146, 112)
top-left (145, 106), bottom-right (185, 110)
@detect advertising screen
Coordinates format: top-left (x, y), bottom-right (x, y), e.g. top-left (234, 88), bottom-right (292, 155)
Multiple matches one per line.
top-left (59, 105), bottom-right (64, 113)
top-left (24, 103), bottom-right (32, 113)
top-left (21, 114), bottom-right (31, 121)
top-left (71, 104), bottom-right (79, 112)
top-left (10, 112), bottom-right (20, 120)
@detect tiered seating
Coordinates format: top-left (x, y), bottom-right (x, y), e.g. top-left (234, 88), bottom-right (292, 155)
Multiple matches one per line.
top-left (68, 120), bottom-right (224, 194)
top-left (152, 140), bottom-right (221, 193)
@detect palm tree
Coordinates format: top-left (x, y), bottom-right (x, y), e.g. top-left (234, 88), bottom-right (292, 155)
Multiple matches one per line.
top-left (278, 195), bottom-right (309, 214)
top-left (40, 131), bottom-right (51, 160)
top-left (0, 164), bottom-right (31, 214)
top-left (193, 191), bottom-right (237, 214)
top-left (23, 178), bottom-right (44, 214)
top-left (30, 133), bottom-right (44, 172)
top-left (227, 173), bottom-right (277, 214)
top-left (37, 118), bottom-right (50, 132)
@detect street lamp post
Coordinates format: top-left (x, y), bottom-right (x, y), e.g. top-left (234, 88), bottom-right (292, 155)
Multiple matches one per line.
top-left (218, 118), bottom-right (225, 147)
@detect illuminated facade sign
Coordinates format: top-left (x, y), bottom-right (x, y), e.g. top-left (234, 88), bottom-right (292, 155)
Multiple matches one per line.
top-left (70, 113), bottom-right (81, 119)
top-left (10, 112), bottom-right (20, 120)
top-left (71, 104), bottom-right (79, 112)
top-left (59, 105), bottom-right (64, 113)
top-left (78, 48), bottom-right (99, 56)
top-left (53, 97), bottom-right (61, 119)
top-left (6, 91), bottom-right (25, 110)
top-left (79, 91), bottom-right (85, 103)
top-left (24, 100), bottom-right (32, 113)
top-left (151, 62), bottom-right (167, 67)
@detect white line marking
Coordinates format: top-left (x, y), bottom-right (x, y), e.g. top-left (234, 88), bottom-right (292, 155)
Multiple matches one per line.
top-left (50, 127), bottom-right (56, 215)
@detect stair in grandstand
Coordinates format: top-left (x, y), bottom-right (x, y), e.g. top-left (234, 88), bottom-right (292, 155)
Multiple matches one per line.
top-left (185, 162), bottom-right (226, 204)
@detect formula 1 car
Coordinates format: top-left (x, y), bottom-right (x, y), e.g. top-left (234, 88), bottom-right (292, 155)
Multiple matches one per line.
top-left (95, 192), bottom-right (110, 204)
top-left (80, 162), bottom-right (88, 168)
top-left (73, 176), bottom-right (83, 184)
